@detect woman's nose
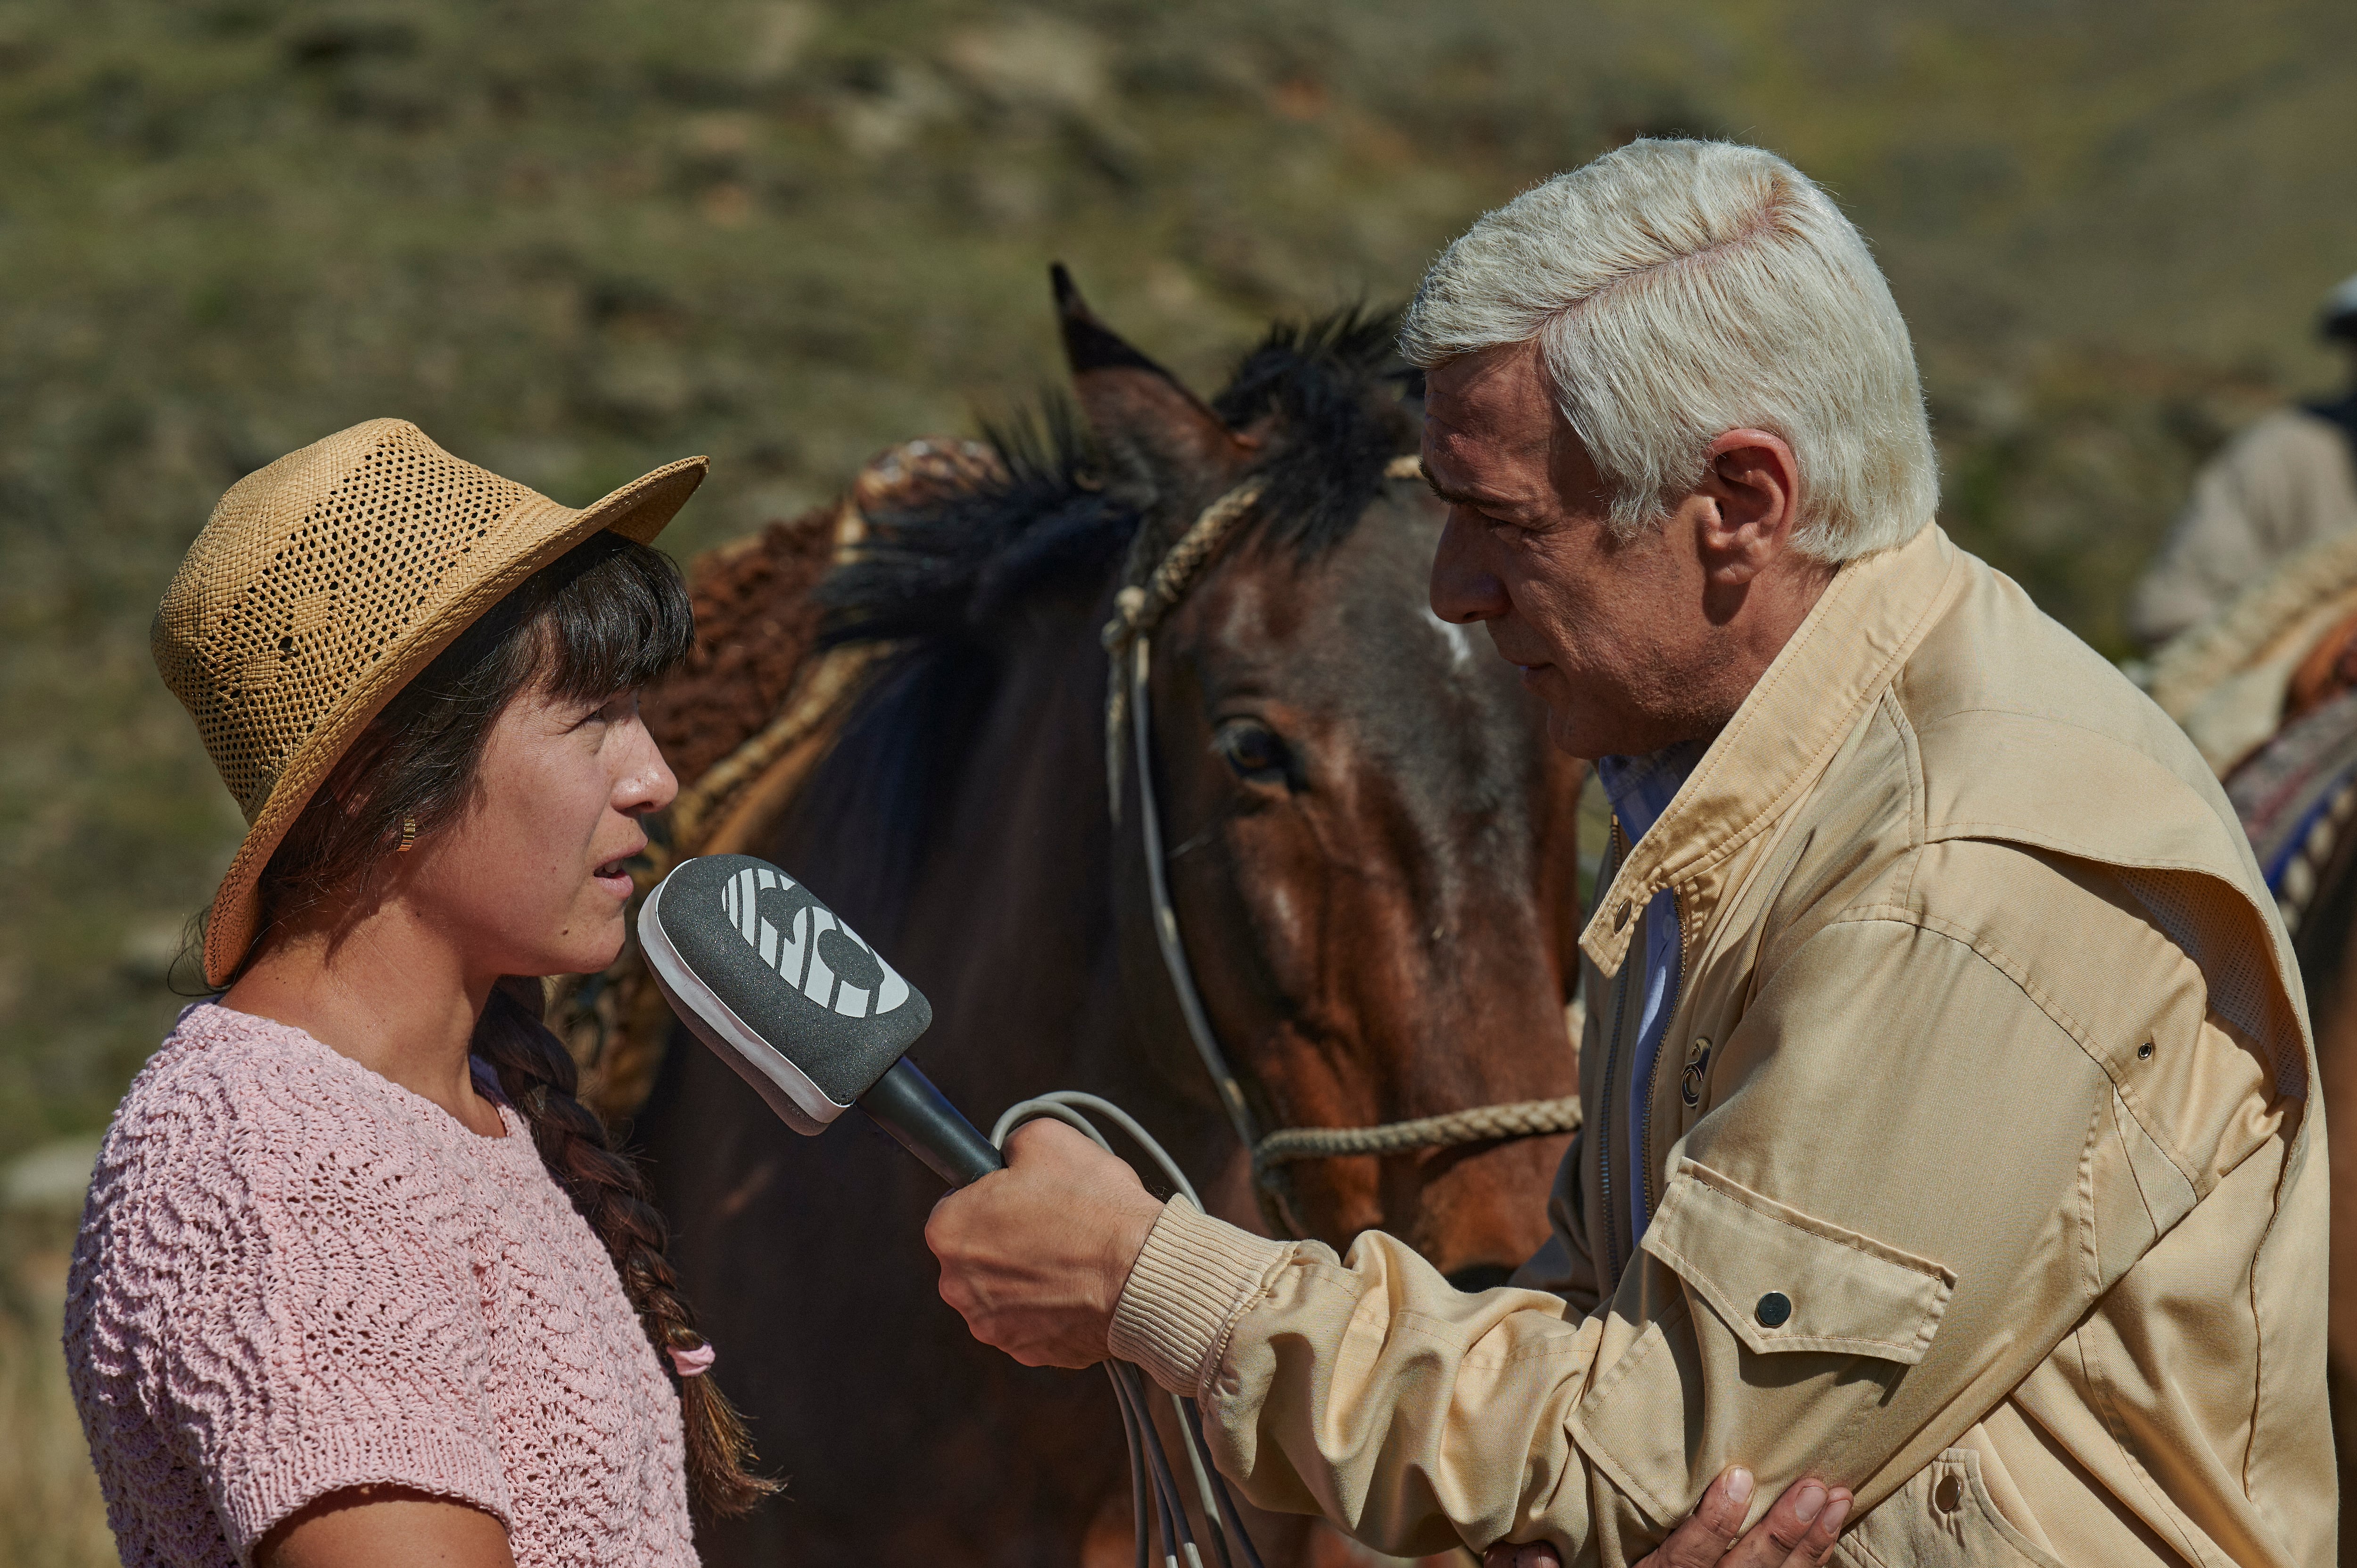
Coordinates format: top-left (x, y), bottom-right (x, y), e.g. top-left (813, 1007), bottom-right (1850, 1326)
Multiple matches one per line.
top-left (1429, 511), bottom-right (1510, 625)
top-left (617, 720), bottom-right (680, 816)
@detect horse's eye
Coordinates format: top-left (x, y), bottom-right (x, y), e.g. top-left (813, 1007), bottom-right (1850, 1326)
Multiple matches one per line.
top-left (1213, 719), bottom-right (1293, 785)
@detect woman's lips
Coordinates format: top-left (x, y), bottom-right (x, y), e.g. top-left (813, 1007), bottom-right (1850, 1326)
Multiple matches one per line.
top-left (593, 848), bottom-right (642, 897)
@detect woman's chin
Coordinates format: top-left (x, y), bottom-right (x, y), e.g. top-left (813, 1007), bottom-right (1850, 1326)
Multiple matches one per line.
top-left (575, 932), bottom-right (629, 976)
top-left (534, 916), bottom-right (628, 978)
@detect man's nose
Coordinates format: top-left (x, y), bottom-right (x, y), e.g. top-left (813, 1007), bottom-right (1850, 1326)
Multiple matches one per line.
top-left (1429, 511), bottom-right (1509, 625)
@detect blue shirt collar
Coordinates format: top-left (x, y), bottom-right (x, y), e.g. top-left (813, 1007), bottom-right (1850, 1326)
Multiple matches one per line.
top-left (1594, 738), bottom-right (1709, 846)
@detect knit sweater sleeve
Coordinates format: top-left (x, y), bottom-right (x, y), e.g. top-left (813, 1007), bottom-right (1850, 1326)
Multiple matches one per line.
top-left (69, 1042), bottom-right (510, 1559)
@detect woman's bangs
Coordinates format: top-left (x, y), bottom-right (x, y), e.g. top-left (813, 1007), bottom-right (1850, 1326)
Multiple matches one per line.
top-left (539, 536), bottom-right (696, 702)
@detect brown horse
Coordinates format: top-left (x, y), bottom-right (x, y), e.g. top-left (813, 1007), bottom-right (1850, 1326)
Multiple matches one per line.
top-left (2252, 728), bottom-right (2357, 1564)
top-left (634, 280), bottom-right (1587, 1564)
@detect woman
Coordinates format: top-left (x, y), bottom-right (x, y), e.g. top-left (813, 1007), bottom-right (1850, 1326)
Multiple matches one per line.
top-left (65, 419), bottom-right (771, 1567)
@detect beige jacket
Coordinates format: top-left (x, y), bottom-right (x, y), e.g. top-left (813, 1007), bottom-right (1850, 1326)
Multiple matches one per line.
top-left (1110, 526), bottom-right (2333, 1567)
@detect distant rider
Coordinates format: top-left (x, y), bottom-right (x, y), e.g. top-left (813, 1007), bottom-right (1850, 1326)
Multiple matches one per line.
top-left (2130, 272), bottom-right (2357, 648)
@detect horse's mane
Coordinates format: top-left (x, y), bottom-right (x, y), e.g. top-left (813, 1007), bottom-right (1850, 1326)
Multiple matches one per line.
top-left (789, 306), bottom-right (1411, 940)
top-left (818, 304), bottom-right (1409, 649)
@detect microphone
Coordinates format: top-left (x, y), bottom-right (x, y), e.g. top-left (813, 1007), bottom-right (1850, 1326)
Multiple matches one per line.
top-left (640, 857), bottom-right (1269, 1568)
top-left (637, 853), bottom-right (1005, 1186)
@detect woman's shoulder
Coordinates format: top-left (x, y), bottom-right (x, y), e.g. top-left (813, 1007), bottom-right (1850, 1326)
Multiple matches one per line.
top-left (74, 1004), bottom-right (516, 1318)
top-left (109, 1002), bottom-right (365, 1148)
top-left (94, 1002), bottom-right (478, 1213)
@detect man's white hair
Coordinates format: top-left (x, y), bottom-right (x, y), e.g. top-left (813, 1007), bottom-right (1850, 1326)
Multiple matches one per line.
top-left (1401, 139), bottom-right (1937, 562)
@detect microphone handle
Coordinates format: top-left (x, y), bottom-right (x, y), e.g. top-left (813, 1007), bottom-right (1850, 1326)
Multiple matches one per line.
top-left (857, 1057), bottom-right (1006, 1187)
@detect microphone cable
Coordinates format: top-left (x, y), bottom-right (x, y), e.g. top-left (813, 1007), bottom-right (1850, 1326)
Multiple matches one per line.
top-left (989, 1092), bottom-right (1268, 1568)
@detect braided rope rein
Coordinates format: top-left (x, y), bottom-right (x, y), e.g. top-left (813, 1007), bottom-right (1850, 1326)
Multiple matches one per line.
top-left (1253, 1096), bottom-right (1584, 1179)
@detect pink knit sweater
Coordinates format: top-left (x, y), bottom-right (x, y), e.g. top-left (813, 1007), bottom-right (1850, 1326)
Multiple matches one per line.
top-left (64, 1003), bottom-right (699, 1567)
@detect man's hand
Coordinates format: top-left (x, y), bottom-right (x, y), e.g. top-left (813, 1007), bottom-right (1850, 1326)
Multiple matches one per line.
top-left (935, 1129), bottom-right (1857, 1568)
top-left (1486, 1468), bottom-right (1852, 1568)
top-left (926, 1118), bottom-right (1167, 1367)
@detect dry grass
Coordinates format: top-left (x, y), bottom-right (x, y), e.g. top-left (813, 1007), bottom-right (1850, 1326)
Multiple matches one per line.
top-left (0, 1240), bottom-right (117, 1568)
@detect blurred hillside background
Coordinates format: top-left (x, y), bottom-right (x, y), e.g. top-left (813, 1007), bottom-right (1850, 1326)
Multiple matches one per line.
top-left (3, 0), bottom-right (2355, 1559)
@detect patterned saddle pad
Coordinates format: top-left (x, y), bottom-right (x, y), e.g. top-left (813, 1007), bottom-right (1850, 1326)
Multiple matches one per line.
top-left (2226, 685), bottom-right (2357, 933)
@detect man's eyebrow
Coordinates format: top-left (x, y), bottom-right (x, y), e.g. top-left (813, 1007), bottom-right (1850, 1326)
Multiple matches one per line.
top-left (1423, 474), bottom-right (1510, 509)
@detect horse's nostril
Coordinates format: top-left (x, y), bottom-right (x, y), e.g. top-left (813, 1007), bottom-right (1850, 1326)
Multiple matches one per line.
top-left (1445, 1263), bottom-right (1517, 1294)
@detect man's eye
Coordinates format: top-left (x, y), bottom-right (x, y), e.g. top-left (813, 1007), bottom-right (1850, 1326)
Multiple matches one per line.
top-left (1213, 719), bottom-right (1294, 786)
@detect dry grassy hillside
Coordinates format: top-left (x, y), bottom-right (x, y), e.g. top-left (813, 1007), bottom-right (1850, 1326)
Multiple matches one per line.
top-left (1, 1), bottom-right (2354, 1553)
top-left (4, 0), bottom-right (2355, 1150)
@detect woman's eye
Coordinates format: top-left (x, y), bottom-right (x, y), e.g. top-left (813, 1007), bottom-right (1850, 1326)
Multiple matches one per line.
top-left (580, 691), bottom-right (636, 731)
top-left (1213, 719), bottom-right (1293, 785)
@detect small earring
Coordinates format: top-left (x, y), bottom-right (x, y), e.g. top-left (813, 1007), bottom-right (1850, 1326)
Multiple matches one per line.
top-left (396, 818), bottom-right (418, 853)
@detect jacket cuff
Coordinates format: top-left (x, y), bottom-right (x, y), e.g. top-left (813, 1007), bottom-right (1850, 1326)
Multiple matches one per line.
top-left (1109, 1197), bottom-right (1294, 1395)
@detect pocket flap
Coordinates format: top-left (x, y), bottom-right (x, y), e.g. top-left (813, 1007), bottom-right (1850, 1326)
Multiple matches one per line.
top-left (1640, 1159), bottom-right (1956, 1365)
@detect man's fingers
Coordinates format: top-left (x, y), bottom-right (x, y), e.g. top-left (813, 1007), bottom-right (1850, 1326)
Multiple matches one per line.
top-left (1640, 1465), bottom-right (1753, 1567)
top-left (1482, 1547), bottom-right (1561, 1568)
top-left (1771, 1494), bottom-right (1849, 1566)
top-left (1720, 1478), bottom-right (1852, 1568)
top-left (1486, 1468), bottom-right (1853, 1568)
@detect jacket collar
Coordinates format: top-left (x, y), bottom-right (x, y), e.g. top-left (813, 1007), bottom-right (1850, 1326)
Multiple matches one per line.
top-left (1581, 523), bottom-right (1963, 977)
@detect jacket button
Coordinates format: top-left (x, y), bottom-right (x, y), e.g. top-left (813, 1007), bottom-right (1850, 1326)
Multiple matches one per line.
top-left (1613, 900), bottom-right (1631, 931)
top-left (1681, 1038), bottom-right (1712, 1107)
top-left (1934, 1475), bottom-right (1963, 1513)
top-left (1755, 1291), bottom-right (1792, 1328)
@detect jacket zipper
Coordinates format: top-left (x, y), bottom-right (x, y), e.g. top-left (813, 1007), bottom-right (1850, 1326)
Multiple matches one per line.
top-left (1596, 817), bottom-right (1632, 1285)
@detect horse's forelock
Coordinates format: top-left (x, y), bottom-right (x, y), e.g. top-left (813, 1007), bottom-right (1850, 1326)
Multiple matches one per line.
top-left (789, 304), bottom-right (1419, 940)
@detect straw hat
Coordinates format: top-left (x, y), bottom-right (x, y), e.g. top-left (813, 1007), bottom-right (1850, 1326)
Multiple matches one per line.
top-left (154, 418), bottom-right (708, 985)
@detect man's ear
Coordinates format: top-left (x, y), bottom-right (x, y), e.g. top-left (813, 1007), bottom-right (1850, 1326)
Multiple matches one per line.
top-left (1701, 430), bottom-right (1803, 573)
top-left (1052, 263), bottom-right (1258, 501)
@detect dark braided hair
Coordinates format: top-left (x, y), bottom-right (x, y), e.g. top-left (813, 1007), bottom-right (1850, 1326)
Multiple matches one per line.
top-left (473, 978), bottom-right (775, 1516)
top-left (239, 530), bottom-right (778, 1516)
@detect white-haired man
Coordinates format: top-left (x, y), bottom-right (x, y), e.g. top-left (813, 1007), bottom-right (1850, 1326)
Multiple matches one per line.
top-left (927, 140), bottom-right (2333, 1568)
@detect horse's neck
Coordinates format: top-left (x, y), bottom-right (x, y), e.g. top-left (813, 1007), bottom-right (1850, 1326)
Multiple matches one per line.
top-left (890, 594), bottom-right (1129, 1097)
top-left (883, 585), bottom-right (1245, 1190)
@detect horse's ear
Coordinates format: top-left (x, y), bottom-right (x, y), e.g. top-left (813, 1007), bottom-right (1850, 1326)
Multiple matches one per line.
top-left (1051, 263), bottom-right (1256, 495)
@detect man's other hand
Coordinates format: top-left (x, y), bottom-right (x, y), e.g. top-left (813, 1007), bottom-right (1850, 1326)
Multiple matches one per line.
top-left (1485, 1467), bottom-right (1852, 1568)
top-left (926, 1118), bottom-right (1167, 1367)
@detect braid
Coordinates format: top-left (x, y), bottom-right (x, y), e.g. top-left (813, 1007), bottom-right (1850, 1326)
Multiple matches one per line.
top-left (473, 978), bottom-right (780, 1516)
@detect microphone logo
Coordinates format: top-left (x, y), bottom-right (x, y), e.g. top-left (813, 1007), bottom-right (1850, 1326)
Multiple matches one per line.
top-left (718, 866), bottom-right (912, 1019)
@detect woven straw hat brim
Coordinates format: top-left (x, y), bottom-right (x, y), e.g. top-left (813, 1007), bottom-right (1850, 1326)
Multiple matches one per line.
top-left (198, 454), bottom-right (706, 986)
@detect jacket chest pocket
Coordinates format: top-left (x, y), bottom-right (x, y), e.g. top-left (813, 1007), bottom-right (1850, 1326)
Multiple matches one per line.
top-left (1576, 1159), bottom-right (1962, 1532)
top-left (1836, 1449), bottom-right (2067, 1568)
top-left (1640, 1160), bottom-right (1955, 1364)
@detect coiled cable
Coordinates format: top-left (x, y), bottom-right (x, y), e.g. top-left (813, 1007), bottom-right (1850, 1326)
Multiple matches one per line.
top-left (990, 1092), bottom-right (1267, 1568)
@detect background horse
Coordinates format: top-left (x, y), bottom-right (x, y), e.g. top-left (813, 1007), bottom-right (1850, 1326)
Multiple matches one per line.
top-left (2242, 679), bottom-right (2357, 1564)
top-left (633, 280), bottom-right (1588, 1564)
top-left (2181, 577), bottom-right (2357, 1565)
